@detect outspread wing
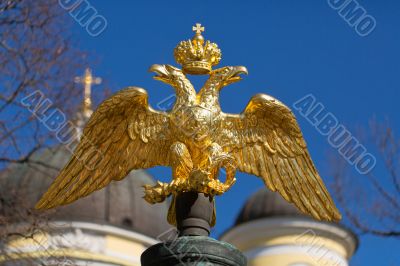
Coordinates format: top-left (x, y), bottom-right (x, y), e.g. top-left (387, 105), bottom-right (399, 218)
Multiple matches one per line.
top-left (36, 87), bottom-right (171, 209)
top-left (217, 94), bottom-right (341, 221)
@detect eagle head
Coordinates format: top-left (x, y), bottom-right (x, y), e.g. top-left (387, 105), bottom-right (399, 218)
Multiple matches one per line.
top-left (210, 66), bottom-right (248, 90)
top-left (149, 64), bottom-right (186, 87)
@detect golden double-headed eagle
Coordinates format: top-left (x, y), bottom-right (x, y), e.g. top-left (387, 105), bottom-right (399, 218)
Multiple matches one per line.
top-left (36, 24), bottom-right (341, 225)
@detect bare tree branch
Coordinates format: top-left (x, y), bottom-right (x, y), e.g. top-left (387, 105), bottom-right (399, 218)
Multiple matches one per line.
top-left (0, 1), bottom-right (91, 264)
top-left (331, 119), bottom-right (400, 238)
top-left (0, 0), bottom-right (85, 167)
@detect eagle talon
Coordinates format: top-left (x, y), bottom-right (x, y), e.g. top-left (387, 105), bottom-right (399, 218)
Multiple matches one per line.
top-left (169, 178), bottom-right (187, 192)
top-left (207, 179), bottom-right (230, 195)
top-left (142, 182), bottom-right (171, 204)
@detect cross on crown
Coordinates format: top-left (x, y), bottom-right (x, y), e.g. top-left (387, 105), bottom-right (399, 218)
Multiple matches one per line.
top-left (192, 23), bottom-right (205, 35)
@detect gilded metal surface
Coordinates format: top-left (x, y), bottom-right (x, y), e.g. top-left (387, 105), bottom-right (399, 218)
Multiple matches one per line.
top-left (74, 68), bottom-right (102, 119)
top-left (174, 23), bottom-right (221, 75)
top-left (36, 24), bottom-right (341, 225)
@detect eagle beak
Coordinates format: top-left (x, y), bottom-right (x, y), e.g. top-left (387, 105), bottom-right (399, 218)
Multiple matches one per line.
top-left (225, 66), bottom-right (248, 86)
top-left (233, 66), bottom-right (248, 78)
top-left (149, 64), bottom-right (170, 82)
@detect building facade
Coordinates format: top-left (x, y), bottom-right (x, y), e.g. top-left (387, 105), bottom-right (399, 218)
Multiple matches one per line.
top-left (221, 189), bottom-right (358, 266)
top-left (0, 146), bottom-right (174, 266)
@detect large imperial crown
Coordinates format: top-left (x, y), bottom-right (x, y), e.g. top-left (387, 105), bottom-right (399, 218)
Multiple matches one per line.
top-left (174, 23), bottom-right (222, 75)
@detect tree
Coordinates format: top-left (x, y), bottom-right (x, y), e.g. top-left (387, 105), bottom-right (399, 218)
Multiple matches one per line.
top-left (331, 119), bottom-right (400, 237)
top-left (0, 0), bottom-right (85, 168)
top-left (0, 1), bottom-right (89, 264)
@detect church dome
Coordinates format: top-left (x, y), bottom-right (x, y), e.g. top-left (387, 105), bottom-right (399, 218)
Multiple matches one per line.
top-left (0, 145), bottom-right (172, 239)
top-left (235, 188), bottom-right (305, 226)
top-left (223, 188), bottom-right (358, 266)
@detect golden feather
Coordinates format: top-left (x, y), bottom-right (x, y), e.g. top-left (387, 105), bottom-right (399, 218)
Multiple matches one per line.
top-left (35, 87), bottom-right (171, 210)
top-left (217, 94), bottom-right (342, 222)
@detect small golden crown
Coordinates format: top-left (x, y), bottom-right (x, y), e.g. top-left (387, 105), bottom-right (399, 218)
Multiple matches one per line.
top-left (174, 23), bottom-right (222, 75)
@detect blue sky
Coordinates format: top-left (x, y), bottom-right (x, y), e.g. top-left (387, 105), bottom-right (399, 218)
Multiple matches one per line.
top-left (66, 1), bottom-right (399, 265)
